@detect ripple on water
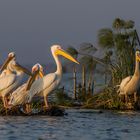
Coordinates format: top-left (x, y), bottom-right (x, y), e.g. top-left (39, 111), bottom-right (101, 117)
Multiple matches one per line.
top-left (0, 110), bottom-right (140, 140)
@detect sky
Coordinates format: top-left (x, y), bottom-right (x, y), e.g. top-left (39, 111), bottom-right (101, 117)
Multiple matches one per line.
top-left (0, 0), bottom-right (140, 65)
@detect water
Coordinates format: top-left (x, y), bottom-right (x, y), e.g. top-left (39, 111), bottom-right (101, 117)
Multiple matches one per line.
top-left (61, 73), bottom-right (106, 96)
top-left (0, 109), bottom-right (140, 140)
top-left (0, 73), bottom-right (136, 140)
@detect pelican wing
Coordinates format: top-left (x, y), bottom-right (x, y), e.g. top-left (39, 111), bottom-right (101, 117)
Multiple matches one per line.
top-left (11, 83), bottom-right (26, 96)
top-left (9, 84), bottom-right (27, 106)
top-left (0, 74), bottom-right (16, 91)
top-left (120, 76), bottom-right (132, 89)
top-left (28, 73), bottom-right (56, 99)
top-left (0, 70), bottom-right (7, 78)
top-left (118, 76), bottom-right (132, 94)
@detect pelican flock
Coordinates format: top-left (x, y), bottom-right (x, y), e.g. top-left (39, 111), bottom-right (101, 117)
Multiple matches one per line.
top-left (8, 63), bottom-right (44, 112)
top-left (118, 51), bottom-right (140, 103)
top-left (1, 44), bottom-right (140, 114)
top-left (0, 52), bottom-right (32, 108)
top-left (0, 45), bottom-right (79, 112)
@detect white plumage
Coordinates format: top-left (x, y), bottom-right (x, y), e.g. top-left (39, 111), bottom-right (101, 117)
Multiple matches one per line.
top-left (27, 73), bottom-right (57, 102)
top-left (8, 83), bottom-right (27, 106)
top-left (8, 64), bottom-right (44, 107)
top-left (0, 57), bottom-right (31, 107)
top-left (118, 76), bottom-right (132, 95)
top-left (27, 45), bottom-right (79, 108)
top-left (0, 52), bottom-right (15, 78)
top-left (118, 51), bottom-right (140, 102)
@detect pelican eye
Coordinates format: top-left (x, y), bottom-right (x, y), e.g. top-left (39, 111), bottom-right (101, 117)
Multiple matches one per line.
top-left (57, 46), bottom-right (60, 49)
top-left (32, 65), bottom-right (38, 72)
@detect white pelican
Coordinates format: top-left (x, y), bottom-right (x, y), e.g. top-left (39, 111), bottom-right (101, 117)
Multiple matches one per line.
top-left (8, 63), bottom-right (44, 108)
top-left (26, 45), bottom-right (79, 108)
top-left (118, 51), bottom-right (140, 103)
top-left (0, 52), bottom-right (16, 78)
top-left (0, 58), bottom-right (32, 108)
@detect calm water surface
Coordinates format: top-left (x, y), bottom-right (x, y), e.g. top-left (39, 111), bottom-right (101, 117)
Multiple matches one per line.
top-left (0, 109), bottom-right (140, 140)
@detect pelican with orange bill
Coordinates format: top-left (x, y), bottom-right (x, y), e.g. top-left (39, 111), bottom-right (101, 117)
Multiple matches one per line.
top-left (26, 45), bottom-right (79, 109)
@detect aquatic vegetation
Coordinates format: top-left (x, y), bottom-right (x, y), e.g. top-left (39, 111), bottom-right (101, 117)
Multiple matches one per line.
top-left (0, 102), bottom-right (65, 116)
top-left (54, 88), bottom-right (75, 107)
top-left (0, 18), bottom-right (140, 113)
top-left (98, 18), bottom-right (140, 85)
top-left (82, 87), bottom-right (134, 110)
top-left (67, 43), bottom-right (98, 100)
top-left (63, 18), bottom-right (140, 111)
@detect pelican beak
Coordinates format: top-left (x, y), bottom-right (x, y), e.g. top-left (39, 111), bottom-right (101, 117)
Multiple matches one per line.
top-left (0, 57), bottom-right (13, 72)
top-left (15, 63), bottom-right (32, 76)
top-left (55, 48), bottom-right (79, 64)
top-left (137, 55), bottom-right (140, 61)
top-left (26, 75), bottom-right (35, 90)
top-left (26, 69), bottom-right (39, 90)
top-left (39, 71), bottom-right (44, 78)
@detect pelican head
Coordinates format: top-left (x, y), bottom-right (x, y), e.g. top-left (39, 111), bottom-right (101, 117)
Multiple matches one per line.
top-left (51, 45), bottom-right (79, 64)
top-left (8, 52), bottom-right (16, 58)
top-left (0, 52), bottom-right (16, 72)
top-left (26, 64), bottom-right (44, 91)
top-left (136, 51), bottom-right (140, 61)
top-left (32, 63), bottom-right (44, 78)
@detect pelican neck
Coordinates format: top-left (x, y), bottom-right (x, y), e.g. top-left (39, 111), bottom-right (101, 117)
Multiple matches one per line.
top-left (52, 51), bottom-right (62, 75)
top-left (7, 63), bottom-right (24, 76)
top-left (134, 58), bottom-right (140, 76)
